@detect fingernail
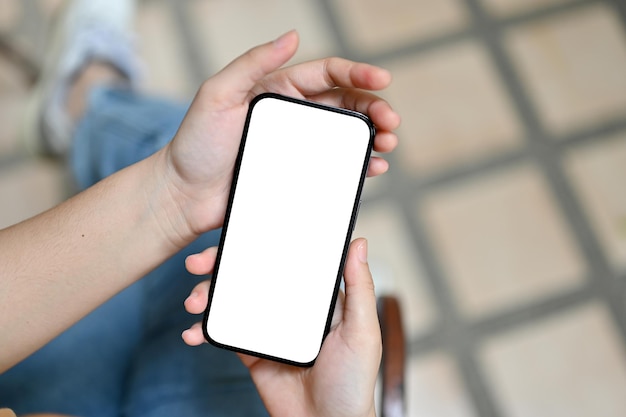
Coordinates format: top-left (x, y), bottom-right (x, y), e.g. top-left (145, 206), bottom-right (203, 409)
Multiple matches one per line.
top-left (357, 239), bottom-right (368, 264)
top-left (274, 30), bottom-right (294, 48)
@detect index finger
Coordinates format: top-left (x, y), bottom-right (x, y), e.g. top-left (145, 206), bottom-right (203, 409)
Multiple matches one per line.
top-left (185, 246), bottom-right (218, 275)
top-left (256, 57), bottom-right (392, 98)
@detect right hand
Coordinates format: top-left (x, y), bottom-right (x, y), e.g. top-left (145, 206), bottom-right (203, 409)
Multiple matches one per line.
top-left (183, 238), bottom-right (381, 417)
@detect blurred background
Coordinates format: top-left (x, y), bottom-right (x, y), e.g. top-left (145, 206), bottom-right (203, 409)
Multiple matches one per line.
top-left (2, 0), bottom-right (626, 416)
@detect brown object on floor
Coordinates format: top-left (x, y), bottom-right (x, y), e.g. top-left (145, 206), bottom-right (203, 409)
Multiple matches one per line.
top-left (377, 296), bottom-right (406, 417)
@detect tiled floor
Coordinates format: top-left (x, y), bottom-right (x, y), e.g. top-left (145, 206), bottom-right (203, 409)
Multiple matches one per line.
top-left (2, 0), bottom-right (626, 416)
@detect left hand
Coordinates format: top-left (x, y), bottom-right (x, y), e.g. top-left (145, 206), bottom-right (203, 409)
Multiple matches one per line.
top-left (158, 30), bottom-right (400, 247)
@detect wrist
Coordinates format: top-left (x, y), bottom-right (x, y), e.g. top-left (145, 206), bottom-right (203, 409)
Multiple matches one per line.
top-left (150, 146), bottom-right (226, 248)
top-left (143, 149), bottom-right (202, 249)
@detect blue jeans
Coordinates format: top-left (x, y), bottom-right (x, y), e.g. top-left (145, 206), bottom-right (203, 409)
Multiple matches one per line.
top-left (0, 87), bottom-right (268, 417)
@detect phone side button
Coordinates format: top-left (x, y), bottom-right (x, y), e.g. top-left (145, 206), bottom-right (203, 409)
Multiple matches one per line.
top-left (351, 200), bottom-right (362, 234)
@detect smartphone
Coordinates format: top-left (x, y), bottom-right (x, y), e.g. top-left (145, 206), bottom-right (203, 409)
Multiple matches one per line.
top-left (203, 92), bottom-right (375, 366)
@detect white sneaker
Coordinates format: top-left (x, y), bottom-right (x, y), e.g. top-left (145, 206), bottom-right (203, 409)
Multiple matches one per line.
top-left (22, 0), bottom-right (141, 156)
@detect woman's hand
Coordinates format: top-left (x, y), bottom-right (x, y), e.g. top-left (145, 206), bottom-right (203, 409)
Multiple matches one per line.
top-left (159, 30), bottom-right (399, 247)
top-left (183, 238), bottom-right (381, 417)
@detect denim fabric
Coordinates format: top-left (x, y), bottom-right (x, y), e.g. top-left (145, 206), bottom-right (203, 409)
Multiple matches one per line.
top-left (0, 87), bottom-right (268, 417)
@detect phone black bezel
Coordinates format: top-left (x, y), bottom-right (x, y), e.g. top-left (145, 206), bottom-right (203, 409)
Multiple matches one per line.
top-left (202, 92), bottom-right (376, 367)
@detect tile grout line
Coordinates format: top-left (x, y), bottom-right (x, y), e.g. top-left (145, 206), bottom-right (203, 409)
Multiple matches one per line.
top-left (351, 0), bottom-right (600, 65)
top-left (163, 0), bottom-right (210, 88)
top-left (0, 154), bottom-right (29, 174)
top-left (495, 0), bottom-right (603, 27)
top-left (20, 0), bottom-right (47, 63)
top-left (607, 0), bottom-right (626, 27)
top-left (314, 0), bottom-right (358, 61)
top-left (361, 118), bottom-right (626, 205)
top-left (316, 0), bottom-right (603, 67)
top-left (409, 282), bottom-right (597, 356)
top-left (553, 118), bottom-right (626, 146)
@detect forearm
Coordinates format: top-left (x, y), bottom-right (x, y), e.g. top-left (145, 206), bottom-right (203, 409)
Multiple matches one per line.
top-left (0, 148), bottom-right (199, 372)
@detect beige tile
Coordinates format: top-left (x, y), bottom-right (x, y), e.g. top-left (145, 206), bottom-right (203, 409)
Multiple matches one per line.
top-left (407, 352), bottom-right (477, 417)
top-left (187, 0), bottom-right (338, 73)
top-left (330, 0), bottom-right (469, 55)
top-left (481, 302), bottom-right (626, 417)
top-left (354, 200), bottom-right (435, 338)
top-left (0, 159), bottom-right (66, 229)
top-left (136, 1), bottom-right (194, 98)
top-left (565, 132), bottom-right (626, 272)
top-left (480, 0), bottom-right (573, 18)
top-left (506, 4), bottom-right (626, 136)
top-left (384, 41), bottom-right (522, 176)
top-left (38, 0), bottom-right (63, 19)
top-left (0, 0), bottom-right (22, 31)
top-left (420, 163), bottom-right (585, 318)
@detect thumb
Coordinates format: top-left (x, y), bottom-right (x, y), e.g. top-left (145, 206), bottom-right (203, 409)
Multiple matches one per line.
top-left (203, 30), bottom-right (299, 106)
top-left (342, 239), bottom-right (380, 340)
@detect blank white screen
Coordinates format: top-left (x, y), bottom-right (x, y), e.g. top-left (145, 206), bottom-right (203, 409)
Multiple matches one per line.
top-left (205, 95), bottom-right (372, 365)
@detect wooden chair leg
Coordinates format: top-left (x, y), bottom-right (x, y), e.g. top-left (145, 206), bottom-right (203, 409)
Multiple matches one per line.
top-left (377, 296), bottom-right (406, 417)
